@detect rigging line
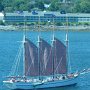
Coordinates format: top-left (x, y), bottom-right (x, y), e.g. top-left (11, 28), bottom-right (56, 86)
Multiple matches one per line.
top-left (42, 47), bottom-right (52, 74)
top-left (54, 57), bottom-right (63, 74)
top-left (26, 61), bottom-right (33, 76)
top-left (68, 40), bottom-right (72, 73)
top-left (9, 44), bottom-right (23, 76)
top-left (41, 39), bottom-right (45, 74)
top-left (26, 44), bottom-right (35, 76)
top-left (13, 44), bottom-right (23, 75)
top-left (46, 48), bottom-right (52, 69)
top-left (15, 46), bottom-right (22, 75)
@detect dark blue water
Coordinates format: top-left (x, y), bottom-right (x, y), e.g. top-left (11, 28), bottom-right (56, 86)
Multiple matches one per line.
top-left (0, 30), bottom-right (90, 90)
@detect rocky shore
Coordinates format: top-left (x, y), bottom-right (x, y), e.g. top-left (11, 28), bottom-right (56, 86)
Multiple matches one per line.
top-left (0, 25), bottom-right (90, 31)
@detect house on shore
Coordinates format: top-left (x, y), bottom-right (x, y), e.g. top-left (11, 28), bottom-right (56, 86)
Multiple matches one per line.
top-left (4, 11), bottom-right (90, 25)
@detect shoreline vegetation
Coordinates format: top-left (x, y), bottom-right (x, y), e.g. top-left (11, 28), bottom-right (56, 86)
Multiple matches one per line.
top-left (0, 25), bottom-right (90, 31)
top-left (0, 0), bottom-right (90, 13)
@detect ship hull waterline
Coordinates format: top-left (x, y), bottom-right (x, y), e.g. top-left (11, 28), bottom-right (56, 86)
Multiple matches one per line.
top-left (4, 76), bottom-right (78, 90)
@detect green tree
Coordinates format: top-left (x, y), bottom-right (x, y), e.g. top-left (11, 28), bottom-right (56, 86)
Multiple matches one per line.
top-left (49, 0), bottom-right (59, 11)
top-left (74, 0), bottom-right (90, 13)
top-left (1, 0), bottom-right (90, 13)
top-left (0, 4), bottom-right (4, 11)
top-left (28, 3), bottom-right (35, 11)
top-left (35, 1), bottom-right (45, 11)
top-left (12, 0), bottom-right (25, 11)
top-left (80, 0), bottom-right (90, 13)
top-left (43, 0), bottom-right (51, 4)
top-left (0, 0), bottom-right (4, 11)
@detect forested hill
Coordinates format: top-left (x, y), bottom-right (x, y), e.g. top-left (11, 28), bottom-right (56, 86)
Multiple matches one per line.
top-left (0, 0), bottom-right (90, 13)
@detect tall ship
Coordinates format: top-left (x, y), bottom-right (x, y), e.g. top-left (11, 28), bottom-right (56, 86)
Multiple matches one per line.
top-left (3, 30), bottom-right (79, 89)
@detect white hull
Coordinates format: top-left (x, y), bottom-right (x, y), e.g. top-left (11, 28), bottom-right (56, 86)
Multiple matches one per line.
top-left (3, 76), bottom-right (78, 90)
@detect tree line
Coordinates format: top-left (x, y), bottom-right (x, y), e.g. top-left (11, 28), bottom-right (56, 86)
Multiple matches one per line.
top-left (0, 0), bottom-right (90, 13)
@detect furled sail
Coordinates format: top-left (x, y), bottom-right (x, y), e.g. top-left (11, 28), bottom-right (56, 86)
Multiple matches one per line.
top-left (39, 38), bottom-right (53, 76)
top-left (53, 37), bottom-right (67, 74)
top-left (24, 38), bottom-right (38, 76)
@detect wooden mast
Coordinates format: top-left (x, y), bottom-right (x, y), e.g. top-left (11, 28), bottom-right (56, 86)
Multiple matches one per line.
top-left (38, 15), bottom-right (41, 80)
top-left (23, 12), bottom-right (26, 76)
top-left (52, 15), bottom-right (55, 79)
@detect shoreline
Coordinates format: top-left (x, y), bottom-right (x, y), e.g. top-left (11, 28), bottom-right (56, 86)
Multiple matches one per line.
top-left (0, 25), bottom-right (90, 31)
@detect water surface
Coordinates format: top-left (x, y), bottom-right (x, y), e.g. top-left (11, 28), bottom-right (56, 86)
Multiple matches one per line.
top-left (0, 30), bottom-right (90, 90)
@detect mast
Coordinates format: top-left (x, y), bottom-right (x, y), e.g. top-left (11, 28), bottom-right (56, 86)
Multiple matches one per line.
top-left (23, 35), bottom-right (25, 76)
top-left (52, 15), bottom-right (55, 79)
top-left (61, 0), bottom-right (70, 74)
top-left (52, 14), bottom-right (55, 38)
top-left (52, 34), bottom-right (55, 79)
top-left (65, 30), bottom-right (68, 74)
top-left (23, 13), bottom-right (26, 76)
top-left (38, 36), bottom-right (41, 79)
top-left (66, 13), bottom-right (71, 74)
top-left (38, 16), bottom-right (41, 80)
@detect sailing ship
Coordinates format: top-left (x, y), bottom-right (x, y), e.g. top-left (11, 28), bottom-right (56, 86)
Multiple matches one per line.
top-left (3, 31), bottom-right (79, 89)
